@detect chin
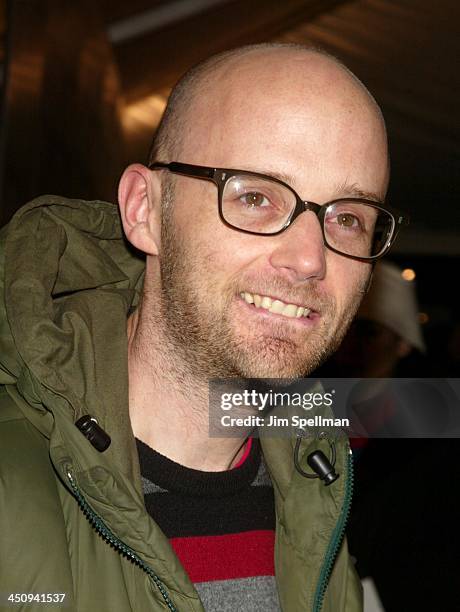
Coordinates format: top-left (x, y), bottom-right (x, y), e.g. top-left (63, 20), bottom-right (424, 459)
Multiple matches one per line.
top-left (235, 352), bottom-right (321, 380)
top-left (227, 325), bottom-right (336, 380)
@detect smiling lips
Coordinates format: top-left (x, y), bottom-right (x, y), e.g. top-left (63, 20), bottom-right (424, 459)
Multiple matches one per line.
top-left (240, 292), bottom-right (312, 319)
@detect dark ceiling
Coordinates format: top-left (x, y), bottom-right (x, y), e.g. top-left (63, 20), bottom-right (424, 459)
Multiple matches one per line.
top-left (1, 0), bottom-right (458, 254)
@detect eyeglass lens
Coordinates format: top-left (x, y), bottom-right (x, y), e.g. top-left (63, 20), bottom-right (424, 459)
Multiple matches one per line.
top-left (222, 174), bottom-right (394, 258)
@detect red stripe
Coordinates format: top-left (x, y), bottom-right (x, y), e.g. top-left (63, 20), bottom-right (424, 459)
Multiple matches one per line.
top-left (170, 530), bottom-right (275, 582)
top-left (232, 437), bottom-right (253, 469)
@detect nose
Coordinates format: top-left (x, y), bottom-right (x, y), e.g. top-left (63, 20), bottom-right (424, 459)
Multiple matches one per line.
top-left (268, 211), bottom-right (326, 283)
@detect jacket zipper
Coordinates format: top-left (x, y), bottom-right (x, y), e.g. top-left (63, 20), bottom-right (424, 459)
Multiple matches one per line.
top-left (312, 448), bottom-right (354, 612)
top-left (66, 469), bottom-right (178, 612)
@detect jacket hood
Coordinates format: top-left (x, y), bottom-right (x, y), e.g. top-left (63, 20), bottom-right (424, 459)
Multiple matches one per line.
top-left (0, 195), bottom-right (145, 478)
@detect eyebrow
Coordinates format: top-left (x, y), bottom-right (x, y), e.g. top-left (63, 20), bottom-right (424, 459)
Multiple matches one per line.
top-left (243, 166), bottom-right (295, 186)
top-left (245, 167), bottom-right (385, 204)
top-left (333, 181), bottom-right (384, 203)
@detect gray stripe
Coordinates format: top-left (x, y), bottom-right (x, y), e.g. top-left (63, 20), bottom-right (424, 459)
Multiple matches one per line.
top-left (141, 476), bottom-right (167, 494)
top-left (141, 454), bottom-right (272, 493)
top-left (252, 456), bottom-right (272, 487)
top-left (195, 575), bottom-right (280, 611)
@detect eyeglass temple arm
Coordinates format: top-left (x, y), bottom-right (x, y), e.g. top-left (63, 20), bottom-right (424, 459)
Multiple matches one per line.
top-left (388, 214), bottom-right (410, 246)
top-left (398, 215), bottom-right (410, 226)
top-left (149, 161), bottom-right (216, 180)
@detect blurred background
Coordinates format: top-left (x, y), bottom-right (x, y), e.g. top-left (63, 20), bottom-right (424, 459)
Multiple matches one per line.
top-left (0, 0), bottom-right (458, 370)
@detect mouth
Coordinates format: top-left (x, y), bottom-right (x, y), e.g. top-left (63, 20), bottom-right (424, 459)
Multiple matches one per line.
top-left (239, 291), bottom-right (314, 320)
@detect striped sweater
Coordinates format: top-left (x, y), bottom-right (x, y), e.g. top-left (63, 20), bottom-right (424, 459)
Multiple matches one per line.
top-left (136, 437), bottom-right (281, 611)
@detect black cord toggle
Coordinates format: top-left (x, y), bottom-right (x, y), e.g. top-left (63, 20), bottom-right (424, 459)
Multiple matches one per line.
top-left (307, 450), bottom-right (339, 485)
top-left (75, 415), bottom-right (111, 452)
top-left (293, 433), bottom-right (339, 486)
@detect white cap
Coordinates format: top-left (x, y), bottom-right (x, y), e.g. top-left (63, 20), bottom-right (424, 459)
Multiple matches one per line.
top-left (358, 261), bottom-right (426, 353)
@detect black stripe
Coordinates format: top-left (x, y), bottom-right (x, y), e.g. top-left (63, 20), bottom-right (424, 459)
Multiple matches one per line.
top-left (144, 486), bottom-right (275, 538)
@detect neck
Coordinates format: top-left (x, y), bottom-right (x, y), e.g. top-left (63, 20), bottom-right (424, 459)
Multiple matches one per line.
top-left (127, 297), bottom-right (247, 472)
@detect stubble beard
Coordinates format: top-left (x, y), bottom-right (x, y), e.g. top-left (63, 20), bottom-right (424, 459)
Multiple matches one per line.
top-left (155, 195), bottom-right (369, 382)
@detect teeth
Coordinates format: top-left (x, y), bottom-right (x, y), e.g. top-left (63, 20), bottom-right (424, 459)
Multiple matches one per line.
top-left (269, 300), bottom-right (284, 314)
top-left (282, 304), bottom-right (298, 317)
top-left (241, 292), bottom-right (311, 319)
top-left (261, 296), bottom-right (272, 309)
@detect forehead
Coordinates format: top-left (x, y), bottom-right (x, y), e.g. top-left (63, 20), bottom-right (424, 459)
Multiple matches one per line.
top-left (179, 51), bottom-right (389, 199)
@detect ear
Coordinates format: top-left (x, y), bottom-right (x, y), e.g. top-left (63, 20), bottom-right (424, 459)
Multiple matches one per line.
top-left (118, 163), bottom-right (162, 255)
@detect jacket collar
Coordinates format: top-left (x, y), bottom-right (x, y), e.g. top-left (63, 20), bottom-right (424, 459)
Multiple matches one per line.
top-left (2, 196), bottom-right (144, 482)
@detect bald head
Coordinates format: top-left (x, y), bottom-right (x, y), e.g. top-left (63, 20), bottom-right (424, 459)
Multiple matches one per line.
top-left (121, 43), bottom-right (392, 383)
top-left (149, 43), bottom-right (389, 195)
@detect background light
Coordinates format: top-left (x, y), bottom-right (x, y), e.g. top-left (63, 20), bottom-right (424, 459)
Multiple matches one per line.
top-left (419, 312), bottom-right (429, 324)
top-left (402, 268), bottom-right (416, 281)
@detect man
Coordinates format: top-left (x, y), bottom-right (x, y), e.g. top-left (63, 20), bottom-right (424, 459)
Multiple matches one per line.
top-left (0, 44), bottom-right (403, 611)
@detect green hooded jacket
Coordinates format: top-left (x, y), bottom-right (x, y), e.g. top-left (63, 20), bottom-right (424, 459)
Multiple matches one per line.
top-left (0, 196), bottom-right (363, 611)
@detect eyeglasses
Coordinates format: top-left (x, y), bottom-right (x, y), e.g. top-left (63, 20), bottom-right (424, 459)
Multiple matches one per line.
top-left (148, 161), bottom-right (409, 261)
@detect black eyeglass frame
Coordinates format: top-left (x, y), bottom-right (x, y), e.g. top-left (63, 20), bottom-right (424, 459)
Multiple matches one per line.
top-left (148, 160), bottom-right (409, 261)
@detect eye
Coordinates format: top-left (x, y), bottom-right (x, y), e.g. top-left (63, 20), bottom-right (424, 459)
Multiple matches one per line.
top-left (336, 212), bottom-right (360, 228)
top-left (240, 191), bottom-right (270, 208)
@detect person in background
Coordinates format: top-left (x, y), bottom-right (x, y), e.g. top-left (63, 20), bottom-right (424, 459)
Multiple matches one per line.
top-left (330, 260), bottom-right (426, 378)
top-left (319, 261), bottom-right (458, 611)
